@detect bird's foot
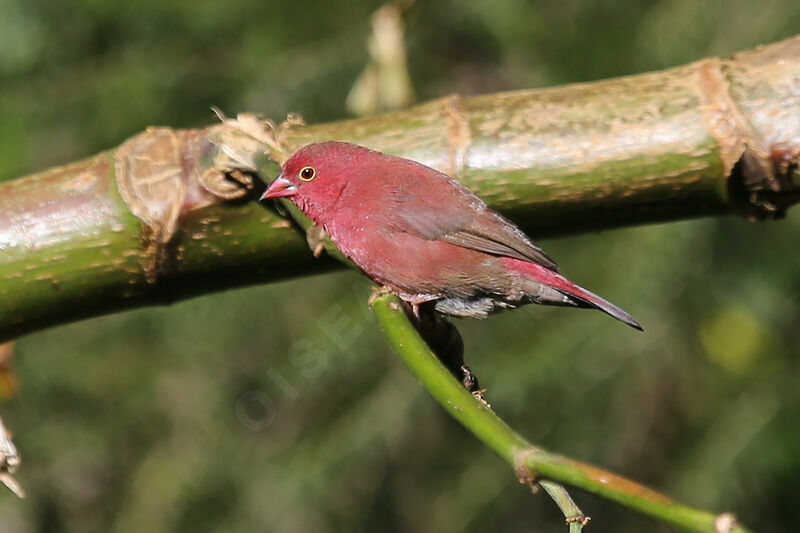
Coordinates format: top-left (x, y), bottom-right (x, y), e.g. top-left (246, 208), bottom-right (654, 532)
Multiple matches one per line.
top-left (459, 364), bottom-right (489, 407)
top-left (460, 364), bottom-right (478, 391)
top-left (391, 300), bottom-right (490, 405)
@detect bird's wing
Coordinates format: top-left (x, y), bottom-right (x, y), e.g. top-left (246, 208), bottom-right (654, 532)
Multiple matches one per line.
top-left (440, 211), bottom-right (559, 271)
top-left (387, 173), bottom-right (559, 272)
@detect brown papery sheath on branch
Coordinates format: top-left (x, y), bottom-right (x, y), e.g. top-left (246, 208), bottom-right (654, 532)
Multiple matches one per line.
top-left (0, 36), bottom-right (798, 342)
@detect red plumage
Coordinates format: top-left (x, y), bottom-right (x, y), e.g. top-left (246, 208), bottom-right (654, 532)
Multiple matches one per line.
top-left (261, 141), bottom-right (641, 330)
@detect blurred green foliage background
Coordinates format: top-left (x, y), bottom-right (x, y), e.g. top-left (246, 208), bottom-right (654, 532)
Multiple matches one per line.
top-left (1, 1), bottom-right (799, 531)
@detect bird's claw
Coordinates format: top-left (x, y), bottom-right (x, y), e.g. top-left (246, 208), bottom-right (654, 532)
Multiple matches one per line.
top-left (456, 365), bottom-right (490, 406)
top-left (471, 388), bottom-right (490, 408)
top-left (460, 364), bottom-right (478, 390)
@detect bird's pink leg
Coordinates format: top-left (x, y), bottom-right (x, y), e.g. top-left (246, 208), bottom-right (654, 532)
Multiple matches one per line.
top-left (397, 293), bottom-right (439, 320)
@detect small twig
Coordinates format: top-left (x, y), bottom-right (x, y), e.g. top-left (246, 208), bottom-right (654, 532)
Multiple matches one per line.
top-left (540, 480), bottom-right (590, 532)
top-left (371, 293), bottom-right (750, 533)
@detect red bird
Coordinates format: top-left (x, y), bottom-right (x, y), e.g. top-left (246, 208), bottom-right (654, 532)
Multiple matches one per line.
top-left (261, 141), bottom-right (641, 330)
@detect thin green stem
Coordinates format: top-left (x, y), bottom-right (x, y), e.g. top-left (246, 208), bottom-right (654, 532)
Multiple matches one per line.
top-left (539, 480), bottom-right (589, 532)
top-left (372, 293), bottom-right (751, 533)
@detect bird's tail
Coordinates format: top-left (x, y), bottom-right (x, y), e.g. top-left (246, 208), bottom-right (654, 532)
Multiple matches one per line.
top-left (503, 257), bottom-right (643, 331)
top-left (554, 281), bottom-right (643, 331)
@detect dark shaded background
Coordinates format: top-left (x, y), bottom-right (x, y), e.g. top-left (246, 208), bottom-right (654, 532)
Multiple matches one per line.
top-left (1, 1), bottom-right (799, 531)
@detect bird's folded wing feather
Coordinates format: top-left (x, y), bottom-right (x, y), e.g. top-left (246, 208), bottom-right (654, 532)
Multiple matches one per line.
top-left (387, 176), bottom-right (559, 272)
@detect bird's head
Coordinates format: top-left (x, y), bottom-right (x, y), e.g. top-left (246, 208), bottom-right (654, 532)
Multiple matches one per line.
top-left (260, 141), bottom-right (378, 217)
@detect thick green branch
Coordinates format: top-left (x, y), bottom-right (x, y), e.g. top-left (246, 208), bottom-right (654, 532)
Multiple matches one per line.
top-left (1, 36), bottom-right (799, 341)
top-left (371, 293), bottom-right (749, 533)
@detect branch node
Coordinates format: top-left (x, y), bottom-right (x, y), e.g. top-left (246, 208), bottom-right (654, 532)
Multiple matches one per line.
top-left (443, 93), bottom-right (471, 178)
top-left (696, 57), bottom-right (798, 220)
top-left (566, 514), bottom-right (591, 527)
top-left (115, 127), bottom-right (186, 283)
top-left (114, 111), bottom-right (305, 286)
top-left (514, 449), bottom-right (541, 492)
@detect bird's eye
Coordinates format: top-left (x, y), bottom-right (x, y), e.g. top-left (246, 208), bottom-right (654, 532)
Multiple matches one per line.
top-left (299, 166), bottom-right (316, 181)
